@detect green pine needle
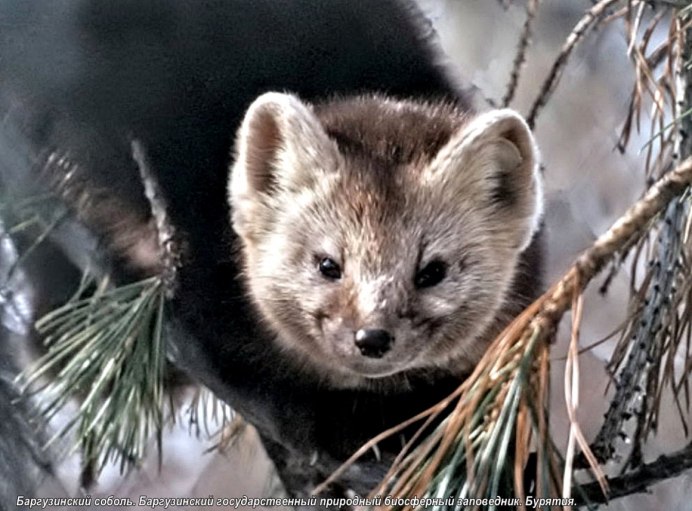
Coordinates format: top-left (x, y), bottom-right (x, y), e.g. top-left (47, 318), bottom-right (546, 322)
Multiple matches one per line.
top-left (19, 275), bottom-right (167, 474)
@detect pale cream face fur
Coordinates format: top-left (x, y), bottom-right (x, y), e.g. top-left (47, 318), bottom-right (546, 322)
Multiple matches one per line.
top-left (229, 92), bottom-right (542, 388)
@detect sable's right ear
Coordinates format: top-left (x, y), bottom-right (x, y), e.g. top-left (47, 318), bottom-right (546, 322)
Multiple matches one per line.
top-left (228, 92), bottom-right (340, 241)
top-left (425, 109), bottom-right (542, 252)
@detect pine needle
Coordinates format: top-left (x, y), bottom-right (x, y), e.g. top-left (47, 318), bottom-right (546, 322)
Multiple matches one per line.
top-left (18, 275), bottom-right (167, 474)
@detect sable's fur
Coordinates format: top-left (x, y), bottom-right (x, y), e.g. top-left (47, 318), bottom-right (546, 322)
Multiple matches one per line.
top-left (231, 93), bottom-right (543, 389)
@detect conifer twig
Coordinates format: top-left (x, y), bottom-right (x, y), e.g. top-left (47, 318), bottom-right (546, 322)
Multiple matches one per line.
top-left (576, 441), bottom-right (692, 505)
top-left (502, 0), bottom-right (541, 107)
top-left (527, 0), bottom-right (622, 129)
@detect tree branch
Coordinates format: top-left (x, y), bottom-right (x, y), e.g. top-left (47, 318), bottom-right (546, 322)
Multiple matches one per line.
top-left (527, 0), bottom-right (621, 129)
top-left (575, 441), bottom-right (692, 505)
top-left (502, 0), bottom-right (541, 107)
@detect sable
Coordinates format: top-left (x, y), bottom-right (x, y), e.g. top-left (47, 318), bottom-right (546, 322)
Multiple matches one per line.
top-left (0, 0), bottom-right (543, 504)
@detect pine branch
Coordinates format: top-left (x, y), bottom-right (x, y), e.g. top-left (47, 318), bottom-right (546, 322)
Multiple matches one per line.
top-left (19, 276), bottom-right (167, 474)
top-left (576, 441), bottom-right (692, 505)
top-left (590, 4), bottom-right (692, 467)
top-left (14, 140), bottom-right (179, 477)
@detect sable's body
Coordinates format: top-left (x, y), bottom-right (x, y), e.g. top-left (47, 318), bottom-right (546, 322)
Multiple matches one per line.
top-left (0, 0), bottom-right (543, 505)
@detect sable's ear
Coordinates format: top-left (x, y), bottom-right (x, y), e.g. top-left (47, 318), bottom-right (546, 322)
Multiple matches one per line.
top-left (228, 92), bottom-right (340, 240)
top-left (427, 109), bottom-right (543, 251)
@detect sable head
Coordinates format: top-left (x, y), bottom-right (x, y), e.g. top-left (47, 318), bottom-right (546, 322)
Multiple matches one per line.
top-left (229, 92), bottom-right (542, 388)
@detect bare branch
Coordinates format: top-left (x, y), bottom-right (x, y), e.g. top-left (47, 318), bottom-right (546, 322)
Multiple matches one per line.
top-left (576, 441), bottom-right (692, 505)
top-left (527, 0), bottom-right (622, 129)
top-left (502, 0), bottom-right (541, 107)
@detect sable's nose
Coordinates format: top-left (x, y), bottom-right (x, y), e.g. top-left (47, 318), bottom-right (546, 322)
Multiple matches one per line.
top-left (355, 329), bottom-right (393, 358)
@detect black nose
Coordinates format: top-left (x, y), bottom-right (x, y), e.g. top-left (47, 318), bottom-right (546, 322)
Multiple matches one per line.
top-left (354, 329), bottom-right (393, 358)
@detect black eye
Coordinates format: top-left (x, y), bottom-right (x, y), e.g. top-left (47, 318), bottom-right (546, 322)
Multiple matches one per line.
top-left (414, 260), bottom-right (447, 288)
top-left (318, 257), bottom-right (342, 280)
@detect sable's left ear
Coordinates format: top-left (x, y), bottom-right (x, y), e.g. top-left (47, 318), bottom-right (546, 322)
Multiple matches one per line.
top-left (427, 109), bottom-right (543, 251)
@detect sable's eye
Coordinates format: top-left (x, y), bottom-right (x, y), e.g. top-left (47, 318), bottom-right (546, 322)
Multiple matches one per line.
top-left (318, 257), bottom-right (342, 280)
top-left (415, 260), bottom-right (447, 288)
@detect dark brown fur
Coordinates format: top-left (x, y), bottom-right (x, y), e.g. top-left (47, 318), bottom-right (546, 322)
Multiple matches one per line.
top-left (314, 96), bottom-right (470, 166)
